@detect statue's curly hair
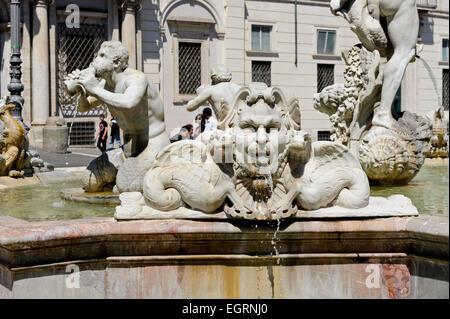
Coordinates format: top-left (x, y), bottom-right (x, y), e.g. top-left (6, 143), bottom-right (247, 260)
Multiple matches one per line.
top-left (211, 65), bottom-right (232, 84)
top-left (100, 41), bottom-right (130, 71)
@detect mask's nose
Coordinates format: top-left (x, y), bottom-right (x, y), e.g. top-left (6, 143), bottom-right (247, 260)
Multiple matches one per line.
top-left (256, 126), bottom-right (268, 145)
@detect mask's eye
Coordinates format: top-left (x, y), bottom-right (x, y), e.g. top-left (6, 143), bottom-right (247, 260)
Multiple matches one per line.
top-left (241, 125), bottom-right (256, 133)
top-left (265, 125), bottom-right (280, 134)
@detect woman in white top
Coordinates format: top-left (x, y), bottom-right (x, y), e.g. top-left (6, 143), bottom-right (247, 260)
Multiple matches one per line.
top-left (192, 114), bottom-right (203, 139)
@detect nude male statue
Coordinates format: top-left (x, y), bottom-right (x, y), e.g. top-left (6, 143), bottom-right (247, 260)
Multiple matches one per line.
top-left (330, 0), bottom-right (420, 129)
top-left (186, 65), bottom-right (241, 122)
top-left (65, 41), bottom-right (169, 157)
top-left (65, 41), bottom-right (170, 192)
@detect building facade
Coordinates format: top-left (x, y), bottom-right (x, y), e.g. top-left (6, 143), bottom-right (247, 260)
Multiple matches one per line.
top-left (0, 0), bottom-right (449, 148)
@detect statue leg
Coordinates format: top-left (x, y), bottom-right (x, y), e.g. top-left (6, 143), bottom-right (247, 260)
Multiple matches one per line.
top-left (128, 132), bottom-right (148, 157)
top-left (372, 0), bottom-right (419, 128)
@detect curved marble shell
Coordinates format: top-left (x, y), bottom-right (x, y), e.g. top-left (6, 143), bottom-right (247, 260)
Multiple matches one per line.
top-left (358, 127), bottom-right (424, 185)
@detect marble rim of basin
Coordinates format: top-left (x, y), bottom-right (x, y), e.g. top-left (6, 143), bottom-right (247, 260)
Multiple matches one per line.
top-left (115, 193), bottom-right (418, 221)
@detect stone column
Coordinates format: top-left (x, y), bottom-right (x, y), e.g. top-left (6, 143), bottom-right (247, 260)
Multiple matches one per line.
top-left (108, 0), bottom-right (120, 41)
top-left (120, 0), bottom-right (141, 69)
top-left (31, 0), bottom-right (52, 148)
top-left (22, 0), bottom-right (33, 127)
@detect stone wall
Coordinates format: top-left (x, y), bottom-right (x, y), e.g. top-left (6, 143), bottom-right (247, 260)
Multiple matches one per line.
top-left (0, 215), bottom-right (448, 298)
top-left (137, 0), bottom-right (449, 138)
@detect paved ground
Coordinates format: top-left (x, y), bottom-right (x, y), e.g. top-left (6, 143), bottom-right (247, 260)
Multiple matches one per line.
top-left (34, 147), bottom-right (103, 168)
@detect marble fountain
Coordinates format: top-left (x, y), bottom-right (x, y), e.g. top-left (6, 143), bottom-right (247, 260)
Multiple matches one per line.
top-left (0, 1), bottom-right (448, 299)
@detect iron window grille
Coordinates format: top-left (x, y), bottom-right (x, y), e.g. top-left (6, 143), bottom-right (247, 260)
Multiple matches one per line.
top-left (66, 121), bottom-right (96, 146)
top-left (252, 61), bottom-right (271, 87)
top-left (317, 130), bottom-right (331, 141)
top-left (178, 42), bottom-right (202, 95)
top-left (317, 64), bottom-right (334, 93)
top-left (57, 19), bottom-right (107, 118)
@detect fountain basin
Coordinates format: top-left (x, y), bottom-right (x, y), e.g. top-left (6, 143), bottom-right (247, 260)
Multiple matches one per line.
top-left (1, 160), bottom-right (446, 221)
top-left (0, 214), bottom-right (447, 298)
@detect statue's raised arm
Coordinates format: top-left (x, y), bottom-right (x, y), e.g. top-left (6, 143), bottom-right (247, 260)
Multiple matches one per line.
top-left (64, 41), bottom-right (170, 193)
top-left (186, 65), bottom-right (241, 122)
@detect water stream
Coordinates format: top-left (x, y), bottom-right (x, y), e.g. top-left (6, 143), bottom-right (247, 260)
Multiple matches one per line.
top-left (418, 57), bottom-right (442, 107)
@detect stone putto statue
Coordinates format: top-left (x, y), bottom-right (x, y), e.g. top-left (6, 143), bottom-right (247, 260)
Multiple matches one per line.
top-left (186, 65), bottom-right (241, 122)
top-left (64, 41), bottom-right (170, 193)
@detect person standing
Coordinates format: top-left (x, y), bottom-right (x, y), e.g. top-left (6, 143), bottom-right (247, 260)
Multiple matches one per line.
top-left (95, 114), bottom-right (108, 152)
top-left (192, 114), bottom-right (203, 138)
top-left (203, 107), bottom-right (217, 131)
top-left (108, 117), bottom-right (123, 149)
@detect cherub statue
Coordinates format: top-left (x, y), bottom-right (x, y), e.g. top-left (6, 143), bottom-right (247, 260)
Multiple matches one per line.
top-left (64, 41), bottom-right (170, 192)
top-left (186, 65), bottom-right (241, 122)
top-left (330, 0), bottom-right (420, 129)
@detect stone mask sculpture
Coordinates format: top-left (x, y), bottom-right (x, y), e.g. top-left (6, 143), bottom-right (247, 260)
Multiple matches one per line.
top-left (116, 83), bottom-right (372, 220)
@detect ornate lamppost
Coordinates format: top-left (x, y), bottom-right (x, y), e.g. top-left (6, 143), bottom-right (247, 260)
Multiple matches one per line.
top-left (7, 0), bottom-right (25, 126)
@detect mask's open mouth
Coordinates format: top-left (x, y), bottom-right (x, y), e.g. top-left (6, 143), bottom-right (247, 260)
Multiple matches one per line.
top-left (252, 175), bottom-right (272, 191)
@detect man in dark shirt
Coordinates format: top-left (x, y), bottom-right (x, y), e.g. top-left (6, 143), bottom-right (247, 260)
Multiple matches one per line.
top-left (108, 117), bottom-right (123, 149)
top-left (95, 114), bottom-right (108, 152)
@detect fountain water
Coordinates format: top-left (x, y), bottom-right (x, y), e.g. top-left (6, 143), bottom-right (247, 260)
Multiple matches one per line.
top-left (418, 57), bottom-right (443, 108)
